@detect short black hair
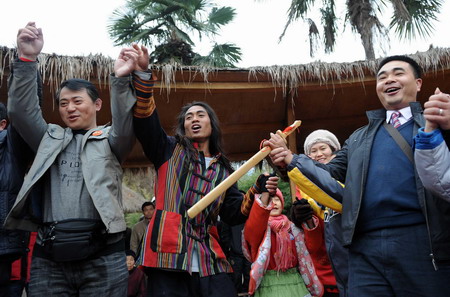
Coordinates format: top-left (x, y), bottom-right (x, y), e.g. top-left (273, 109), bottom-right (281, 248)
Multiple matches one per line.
top-left (56, 79), bottom-right (99, 103)
top-left (0, 102), bottom-right (6, 122)
top-left (125, 249), bottom-right (136, 260)
top-left (377, 55), bottom-right (422, 79)
top-left (141, 201), bottom-right (155, 211)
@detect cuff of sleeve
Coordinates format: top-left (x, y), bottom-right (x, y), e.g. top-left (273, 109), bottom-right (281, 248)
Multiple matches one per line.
top-left (287, 154), bottom-right (300, 171)
top-left (254, 194), bottom-right (274, 210)
top-left (19, 57), bottom-right (35, 62)
top-left (302, 216), bottom-right (319, 231)
top-left (133, 70), bottom-right (152, 81)
top-left (415, 127), bottom-right (444, 150)
top-left (241, 185), bottom-right (259, 216)
top-left (132, 73), bottom-right (156, 118)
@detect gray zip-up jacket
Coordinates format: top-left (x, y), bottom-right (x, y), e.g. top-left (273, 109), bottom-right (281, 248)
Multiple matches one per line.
top-left (5, 60), bottom-right (136, 234)
top-left (415, 127), bottom-right (450, 202)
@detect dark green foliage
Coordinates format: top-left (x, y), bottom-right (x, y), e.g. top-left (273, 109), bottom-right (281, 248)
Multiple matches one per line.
top-left (150, 40), bottom-right (197, 65)
top-left (238, 168), bottom-right (293, 215)
top-left (108, 0), bottom-right (242, 67)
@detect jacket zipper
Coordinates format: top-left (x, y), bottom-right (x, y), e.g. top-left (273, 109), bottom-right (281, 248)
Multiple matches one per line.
top-left (421, 178), bottom-right (438, 271)
top-left (412, 116), bottom-right (438, 271)
top-left (349, 124), bottom-right (371, 244)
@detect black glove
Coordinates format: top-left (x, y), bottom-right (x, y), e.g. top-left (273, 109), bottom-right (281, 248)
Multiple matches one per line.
top-left (291, 199), bottom-right (313, 228)
top-left (255, 173), bottom-right (276, 193)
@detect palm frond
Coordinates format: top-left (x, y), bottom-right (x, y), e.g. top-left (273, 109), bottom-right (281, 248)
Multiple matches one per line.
top-left (279, 0), bottom-right (317, 42)
top-left (195, 43), bottom-right (242, 68)
top-left (208, 7), bottom-right (236, 29)
top-left (320, 0), bottom-right (337, 54)
top-left (390, 0), bottom-right (443, 39)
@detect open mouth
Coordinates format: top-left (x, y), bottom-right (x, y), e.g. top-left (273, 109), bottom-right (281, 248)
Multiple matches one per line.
top-left (192, 124), bottom-right (201, 133)
top-left (385, 87), bottom-right (400, 94)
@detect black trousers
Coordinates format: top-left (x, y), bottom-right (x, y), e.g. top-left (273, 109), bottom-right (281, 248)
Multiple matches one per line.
top-left (146, 268), bottom-right (237, 297)
top-left (228, 254), bottom-right (251, 294)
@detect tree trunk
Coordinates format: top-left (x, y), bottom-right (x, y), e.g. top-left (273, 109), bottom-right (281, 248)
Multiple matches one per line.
top-left (347, 0), bottom-right (377, 60)
top-left (359, 30), bottom-right (375, 60)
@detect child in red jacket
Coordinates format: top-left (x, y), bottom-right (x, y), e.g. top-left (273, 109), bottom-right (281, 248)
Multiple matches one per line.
top-left (243, 188), bottom-right (323, 297)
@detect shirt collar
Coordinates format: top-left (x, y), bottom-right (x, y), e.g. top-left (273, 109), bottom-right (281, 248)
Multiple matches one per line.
top-left (386, 106), bottom-right (412, 125)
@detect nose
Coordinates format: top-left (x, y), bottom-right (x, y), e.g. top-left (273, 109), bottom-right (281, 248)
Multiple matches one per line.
top-left (385, 73), bottom-right (396, 84)
top-left (67, 102), bottom-right (76, 112)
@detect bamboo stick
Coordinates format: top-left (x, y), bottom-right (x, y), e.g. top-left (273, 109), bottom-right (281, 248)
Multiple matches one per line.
top-left (187, 120), bottom-right (302, 218)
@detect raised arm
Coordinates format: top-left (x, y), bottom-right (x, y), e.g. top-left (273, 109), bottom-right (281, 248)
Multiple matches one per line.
top-left (415, 128), bottom-right (450, 202)
top-left (422, 87), bottom-right (450, 132)
top-left (414, 87), bottom-right (450, 201)
top-left (7, 22), bottom-right (47, 152)
top-left (130, 48), bottom-right (174, 169)
top-left (265, 132), bottom-right (345, 212)
top-left (243, 193), bottom-right (272, 260)
top-left (108, 45), bottom-right (151, 163)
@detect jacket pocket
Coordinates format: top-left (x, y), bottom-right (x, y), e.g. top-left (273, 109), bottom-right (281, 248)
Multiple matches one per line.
top-left (150, 210), bottom-right (186, 254)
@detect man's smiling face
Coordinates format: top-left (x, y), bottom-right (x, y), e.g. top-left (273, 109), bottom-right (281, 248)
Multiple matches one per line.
top-left (58, 87), bottom-right (101, 130)
top-left (376, 60), bottom-right (422, 110)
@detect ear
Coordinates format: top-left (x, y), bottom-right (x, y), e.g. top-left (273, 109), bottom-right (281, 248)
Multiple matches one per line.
top-left (416, 78), bottom-right (423, 92)
top-left (0, 119), bottom-right (7, 130)
top-left (95, 98), bottom-right (102, 111)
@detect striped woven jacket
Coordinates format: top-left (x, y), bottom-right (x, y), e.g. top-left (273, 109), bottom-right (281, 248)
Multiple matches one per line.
top-left (132, 76), bottom-right (248, 276)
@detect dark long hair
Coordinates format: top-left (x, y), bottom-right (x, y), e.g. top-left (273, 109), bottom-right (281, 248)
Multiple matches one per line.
top-left (175, 101), bottom-right (233, 172)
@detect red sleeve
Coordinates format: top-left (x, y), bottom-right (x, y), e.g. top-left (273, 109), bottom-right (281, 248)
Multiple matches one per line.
top-left (303, 216), bottom-right (326, 255)
top-left (244, 198), bottom-right (271, 261)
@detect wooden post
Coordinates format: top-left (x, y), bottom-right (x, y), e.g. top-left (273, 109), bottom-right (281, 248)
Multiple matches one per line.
top-left (287, 88), bottom-right (299, 202)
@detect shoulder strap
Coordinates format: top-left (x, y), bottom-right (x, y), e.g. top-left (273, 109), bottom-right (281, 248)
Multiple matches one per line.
top-left (382, 122), bottom-right (413, 163)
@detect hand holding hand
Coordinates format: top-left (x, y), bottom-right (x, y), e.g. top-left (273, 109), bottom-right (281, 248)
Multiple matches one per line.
top-left (423, 87), bottom-right (450, 131)
top-left (263, 133), bottom-right (293, 167)
top-left (17, 22), bottom-right (43, 61)
top-left (132, 43), bottom-right (149, 72)
top-left (265, 175), bottom-right (279, 196)
top-left (254, 173), bottom-right (272, 193)
top-left (114, 47), bottom-right (139, 77)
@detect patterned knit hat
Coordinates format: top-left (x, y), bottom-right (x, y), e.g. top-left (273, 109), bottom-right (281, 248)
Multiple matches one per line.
top-left (303, 129), bottom-right (340, 155)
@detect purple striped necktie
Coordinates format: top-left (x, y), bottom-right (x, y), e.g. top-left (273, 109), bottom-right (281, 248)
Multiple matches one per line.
top-left (390, 111), bottom-right (401, 128)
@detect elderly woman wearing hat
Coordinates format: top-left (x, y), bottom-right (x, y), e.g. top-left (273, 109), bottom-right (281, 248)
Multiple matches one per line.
top-left (292, 130), bottom-right (348, 297)
top-left (303, 129), bottom-right (341, 164)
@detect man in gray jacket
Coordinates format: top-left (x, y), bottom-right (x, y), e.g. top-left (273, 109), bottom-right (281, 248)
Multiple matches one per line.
top-left (5, 22), bottom-right (151, 296)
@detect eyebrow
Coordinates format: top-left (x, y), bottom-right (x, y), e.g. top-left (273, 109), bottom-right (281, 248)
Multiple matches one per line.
top-left (185, 110), bottom-right (206, 117)
top-left (59, 95), bottom-right (84, 102)
top-left (377, 67), bottom-right (406, 78)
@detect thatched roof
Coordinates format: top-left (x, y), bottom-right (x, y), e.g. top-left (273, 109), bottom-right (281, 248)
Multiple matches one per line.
top-left (122, 184), bottom-right (148, 213)
top-left (3, 45), bottom-right (450, 93)
top-left (2, 45), bottom-right (450, 164)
